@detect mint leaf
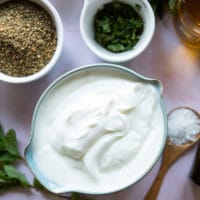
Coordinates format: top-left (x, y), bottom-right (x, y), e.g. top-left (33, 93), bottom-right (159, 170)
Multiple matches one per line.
top-left (0, 124), bottom-right (22, 162)
top-left (0, 124), bottom-right (31, 193)
top-left (0, 152), bottom-right (17, 162)
top-left (0, 172), bottom-right (19, 186)
top-left (0, 124), bottom-right (4, 139)
top-left (0, 124), bottom-right (5, 151)
top-left (0, 141), bottom-right (5, 151)
top-left (0, 178), bottom-right (18, 187)
top-left (3, 165), bottom-right (30, 187)
top-left (4, 129), bottom-right (21, 158)
top-left (0, 165), bottom-right (31, 190)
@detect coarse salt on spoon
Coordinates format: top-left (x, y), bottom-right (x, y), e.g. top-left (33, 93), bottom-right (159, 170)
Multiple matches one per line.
top-left (144, 107), bottom-right (200, 200)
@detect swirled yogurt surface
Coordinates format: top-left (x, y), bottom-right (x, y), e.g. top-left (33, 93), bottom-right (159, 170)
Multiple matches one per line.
top-left (32, 67), bottom-right (165, 193)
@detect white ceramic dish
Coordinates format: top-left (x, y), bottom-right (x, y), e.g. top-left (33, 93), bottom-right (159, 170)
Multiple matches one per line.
top-left (0, 0), bottom-right (64, 84)
top-left (25, 63), bottom-right (167, 195)
top-left (80, 0), bottom-right (155, 63)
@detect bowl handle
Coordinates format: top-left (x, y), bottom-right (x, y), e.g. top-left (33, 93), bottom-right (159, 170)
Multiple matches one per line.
top-left (149, 79), bottom-right (164, 96)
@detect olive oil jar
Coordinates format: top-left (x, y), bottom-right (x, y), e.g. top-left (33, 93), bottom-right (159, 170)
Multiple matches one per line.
top-left (174, 0), bottom-right (200, 48)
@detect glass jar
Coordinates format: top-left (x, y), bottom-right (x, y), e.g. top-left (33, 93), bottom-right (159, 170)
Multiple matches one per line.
top-left (174, 0), bottom-right (200, 48)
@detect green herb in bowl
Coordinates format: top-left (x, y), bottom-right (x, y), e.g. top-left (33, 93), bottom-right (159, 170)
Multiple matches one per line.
top-left (94, 1), bottom-right (144, 53)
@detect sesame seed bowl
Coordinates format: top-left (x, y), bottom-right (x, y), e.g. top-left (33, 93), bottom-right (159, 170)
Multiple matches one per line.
top-left (0, 0), bottom-right (64, 84)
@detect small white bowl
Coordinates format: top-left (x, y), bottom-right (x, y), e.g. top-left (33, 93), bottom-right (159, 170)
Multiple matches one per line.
top-left (0, 0), bottom-right (64, 84)
top-left (80, 0), bottom-right (155, 63)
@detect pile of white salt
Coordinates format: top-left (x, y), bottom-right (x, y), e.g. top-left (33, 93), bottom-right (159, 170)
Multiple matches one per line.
top-left (168, 108), bottom-right (200, 145)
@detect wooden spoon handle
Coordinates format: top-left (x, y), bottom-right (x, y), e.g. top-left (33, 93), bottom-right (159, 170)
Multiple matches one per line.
top-left (144, 161), bottom-right (169, 200)
top-left (144, 143), bottom-right (180, 200)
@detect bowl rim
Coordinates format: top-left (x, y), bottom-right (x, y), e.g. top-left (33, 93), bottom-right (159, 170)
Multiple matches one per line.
top-left (80, 0), bottom-right (156, 63)
top-left (0, 0), bottom-right (64, 84)
top-left (25, 63), bottom-right (168, 195)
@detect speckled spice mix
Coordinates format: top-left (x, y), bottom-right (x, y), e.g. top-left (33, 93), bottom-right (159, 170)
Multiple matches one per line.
top-left (0, 0), bottom-right (57, 77)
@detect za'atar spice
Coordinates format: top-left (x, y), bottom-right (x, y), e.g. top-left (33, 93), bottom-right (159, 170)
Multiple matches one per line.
top-left (0, 0), bottom-right (57, 77)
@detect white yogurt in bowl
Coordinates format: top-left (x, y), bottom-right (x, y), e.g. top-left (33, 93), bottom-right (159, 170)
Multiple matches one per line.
top-left (25, 64), bottom-right (167, 194)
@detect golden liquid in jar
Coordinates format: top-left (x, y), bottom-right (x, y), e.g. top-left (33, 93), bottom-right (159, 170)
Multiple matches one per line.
top-left (174, 0), bottom-right (200, 48)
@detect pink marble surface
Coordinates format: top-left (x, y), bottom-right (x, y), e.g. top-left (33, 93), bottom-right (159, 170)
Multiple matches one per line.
top-left (1, 0), bottom-right (200, 199)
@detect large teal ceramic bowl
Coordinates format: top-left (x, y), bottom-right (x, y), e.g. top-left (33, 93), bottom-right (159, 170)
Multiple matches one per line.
top-left (25, 63), bottom-right (167, 195)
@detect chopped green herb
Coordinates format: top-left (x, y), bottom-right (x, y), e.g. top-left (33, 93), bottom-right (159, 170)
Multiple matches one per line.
top-left (94, 1), bottom-right (144, 53)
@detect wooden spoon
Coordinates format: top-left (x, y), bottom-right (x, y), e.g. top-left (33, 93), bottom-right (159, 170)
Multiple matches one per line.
top-left (144, 108), bottom-right (200, 200)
